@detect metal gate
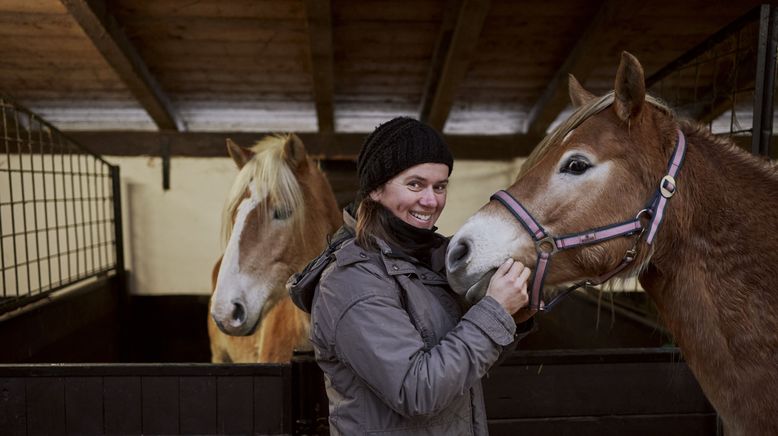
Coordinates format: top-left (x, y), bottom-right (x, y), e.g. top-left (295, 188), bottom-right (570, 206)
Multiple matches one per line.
top-left (0, 96), bottom-right (124, 314)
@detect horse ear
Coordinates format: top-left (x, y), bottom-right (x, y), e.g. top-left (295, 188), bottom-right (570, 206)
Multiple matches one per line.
top-left (569, 74), bottom-right (595, 108)
top-left (226, 138), bottom-right (254, 169)
top-left (283, 133), bottom-right (308, 170)
top-left (613, 51), bottom-right (646, 122)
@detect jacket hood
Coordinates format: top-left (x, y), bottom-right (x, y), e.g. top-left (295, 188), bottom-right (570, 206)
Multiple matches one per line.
top-left (287, 208), bottom-right (356, 313)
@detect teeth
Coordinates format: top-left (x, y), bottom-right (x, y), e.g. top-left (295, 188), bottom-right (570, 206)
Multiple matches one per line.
top-left (410, 211), bottom-right (431, 221)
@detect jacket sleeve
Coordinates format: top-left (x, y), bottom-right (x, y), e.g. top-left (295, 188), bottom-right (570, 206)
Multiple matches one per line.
top-left (325, 268), bottom-right (517, 418)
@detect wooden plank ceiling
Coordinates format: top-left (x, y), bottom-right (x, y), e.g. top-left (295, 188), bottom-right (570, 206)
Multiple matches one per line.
top-left (0, 0), bottom-right (765, 159)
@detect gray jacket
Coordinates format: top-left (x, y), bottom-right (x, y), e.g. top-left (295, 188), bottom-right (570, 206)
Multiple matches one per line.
top-left (289, 212), bottom-right (527, 435)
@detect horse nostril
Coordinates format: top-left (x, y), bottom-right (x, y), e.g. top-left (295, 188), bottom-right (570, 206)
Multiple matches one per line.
top-left (231, 301), bottom-right (246, 324)
top-left (447, 240), bottom-right (470, 270)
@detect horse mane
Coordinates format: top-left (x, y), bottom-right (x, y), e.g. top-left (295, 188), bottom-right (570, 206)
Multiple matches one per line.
top-left (220, 134), bottom-right (307, 246)
top-left (520, 91), bottom-right (675, 176)
top-left (679, 120), bottom-right (778, 181)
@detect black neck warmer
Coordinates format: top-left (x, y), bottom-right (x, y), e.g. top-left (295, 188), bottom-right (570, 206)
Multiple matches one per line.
top-left (381, 206), bottom-right (442, 265)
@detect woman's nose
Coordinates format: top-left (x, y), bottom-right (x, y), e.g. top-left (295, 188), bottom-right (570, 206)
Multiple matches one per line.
top-left (419, 188), bottom-right (438, 207)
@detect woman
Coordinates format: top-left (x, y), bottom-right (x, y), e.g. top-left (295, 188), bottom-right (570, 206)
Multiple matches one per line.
top-left (289, 117), bottom-right (535, 435)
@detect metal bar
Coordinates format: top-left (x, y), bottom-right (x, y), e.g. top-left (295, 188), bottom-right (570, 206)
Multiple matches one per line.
top-left (38, 118), bottom-right (53, 293)
top-left (47, 127), bottom-right (63, 290)
top-left (13, 106), bottom-right (32, 295)
top-left (0, 100), bottom-right (10, 296)
top-left (0, 266), bottom-right (115, 313)
top-left (0, 168), bottom-right (103, 177)
top-left (0, 197), bottom-right (114, 208)
top-left (28, 113), bottom-right (43, 294)
top-left (93, 161), bottom-right (104, 266)
top-left (111, 165), bottom-right (125, 276)
top-left (162, 141), bottom-right (170, 191)
top-left (100, 168), bottom-right (108, 271)
top-left (752, 4), bottom-right (778, 157)
top-left (78, 153), bottom-right (92, 274)
top-left (731, 27), bottom-right (742, 135)
top-left (76, 152), bottom-right (87, 276)
top-left (1, 242), bottom-right (113, 272)
top-left (60, 134), bottom-right (72, 284)
top-left (0, 96), bottom-right (113, 165)
top-left (0, 219), bottom-right (115, 236)
top-left (72, 144), bottom-right (84, 280)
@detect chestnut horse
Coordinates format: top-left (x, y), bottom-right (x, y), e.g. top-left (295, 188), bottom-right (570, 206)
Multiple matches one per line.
top-left (208, 134), bottom-right (341, 363)
top-left (446, 52), bottom-right (778, 435)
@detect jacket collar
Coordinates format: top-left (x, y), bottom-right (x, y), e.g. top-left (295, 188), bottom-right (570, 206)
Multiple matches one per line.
top-left (335, 206), bottom-right (449, 277)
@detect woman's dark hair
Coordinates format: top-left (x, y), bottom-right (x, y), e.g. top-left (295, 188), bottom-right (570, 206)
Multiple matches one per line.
top-left (355, 197), bottom-right (396, 250)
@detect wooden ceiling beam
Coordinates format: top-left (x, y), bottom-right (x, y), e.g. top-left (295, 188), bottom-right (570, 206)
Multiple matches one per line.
top-left (64, 131), bottom-right (537, 160)
top-left (60, 0), bottom-right (184, 132)
top-left (524, 0), bottom-right (633, 139)
top-left (303, 0), bottom-right (335, 134)
top-left (419, 0), bottom-right (491, 131)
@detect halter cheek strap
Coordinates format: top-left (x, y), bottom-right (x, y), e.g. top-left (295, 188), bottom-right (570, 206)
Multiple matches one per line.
top-left (491, 129), bottom-right (687, 311)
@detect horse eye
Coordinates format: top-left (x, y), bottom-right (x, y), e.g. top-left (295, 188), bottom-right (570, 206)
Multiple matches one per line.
top-left (273, 208), bottom-right (292, 220)
top-left (561, 157), bottom-right (591, 175)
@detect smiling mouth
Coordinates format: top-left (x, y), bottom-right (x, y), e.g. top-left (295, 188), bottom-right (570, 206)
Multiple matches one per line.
top-left (410, 211), bottom-right (433, 222)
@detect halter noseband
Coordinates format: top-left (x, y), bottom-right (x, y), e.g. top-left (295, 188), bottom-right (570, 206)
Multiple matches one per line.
top-left (491, 129), bottom-right (687, 311)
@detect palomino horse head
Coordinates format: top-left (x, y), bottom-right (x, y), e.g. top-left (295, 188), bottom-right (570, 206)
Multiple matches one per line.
top-left (210, 134), bottom-right (340, 337)
top-left (447, 52), bottom-right (678, 303)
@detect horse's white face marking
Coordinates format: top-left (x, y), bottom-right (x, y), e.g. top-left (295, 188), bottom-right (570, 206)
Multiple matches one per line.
top-left (446, 212), bottom-right (532, 298)
top-left (211, 183), bottom-right (269, 335)
top-left (545, 149), bottom-right (612, 218)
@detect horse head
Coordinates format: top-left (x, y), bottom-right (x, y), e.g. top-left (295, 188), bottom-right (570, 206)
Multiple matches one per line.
top-left (210, 133), bottom-right (340, 337)
top-left (446, 52), bottom-right (680, 303)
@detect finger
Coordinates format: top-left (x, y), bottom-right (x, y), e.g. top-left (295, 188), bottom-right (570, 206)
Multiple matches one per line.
top-left (495, 258), bottom-right (514, 276)
top-left (506, 260), bottom-right (523, 279)
top-left (518, 267), bottom-right (531, 284)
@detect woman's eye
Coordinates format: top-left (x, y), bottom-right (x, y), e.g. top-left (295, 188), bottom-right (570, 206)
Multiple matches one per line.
top-left (407, 181), bottom-right (422, 191)
top-left (273, 208), bottom-right (292, 220)
top-left (434, 185), bottom-right (447, 193)
top-left (561, 158), bottom-right (591, 175)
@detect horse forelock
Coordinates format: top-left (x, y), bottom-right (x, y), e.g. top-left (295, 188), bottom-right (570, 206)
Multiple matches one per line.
top-left (520, 92), bottom-right (675, 177)
top-left (220, 134), bottom-right (307, 247)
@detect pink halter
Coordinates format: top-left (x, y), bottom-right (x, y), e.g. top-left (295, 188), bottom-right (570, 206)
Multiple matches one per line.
top-left (491, 129), bottom-right (687, 311)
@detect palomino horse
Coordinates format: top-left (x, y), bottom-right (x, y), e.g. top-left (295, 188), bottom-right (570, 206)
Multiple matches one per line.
top-left (209, 134), bottom-right (341, 363)
top-left (446, 52), bottom-right (778, 435)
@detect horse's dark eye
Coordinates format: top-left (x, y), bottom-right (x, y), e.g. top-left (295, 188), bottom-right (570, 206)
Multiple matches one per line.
top-left (273, 208), bottom-right (292, 220)
top-left (561, 157), bottom-right (591, 175)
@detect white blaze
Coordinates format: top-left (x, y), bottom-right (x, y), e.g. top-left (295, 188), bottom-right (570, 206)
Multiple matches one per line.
top-left (211, 185), bottom-right (269, 330)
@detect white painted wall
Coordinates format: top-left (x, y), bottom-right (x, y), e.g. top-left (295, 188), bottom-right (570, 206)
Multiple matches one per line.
top-left (108, 156), bottom-right (525, 295)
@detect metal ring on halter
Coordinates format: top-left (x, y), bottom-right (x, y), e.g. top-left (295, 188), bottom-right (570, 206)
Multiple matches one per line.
top-left (635, 208), bottom-right (653, 220)
top-left (535, 235), bottom-right (557, 254)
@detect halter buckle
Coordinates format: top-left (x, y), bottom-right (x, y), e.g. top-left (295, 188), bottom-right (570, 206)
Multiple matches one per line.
top-left (660, 175), bottom-right (677, 198)
top-left (535, 236), bottom-right (558, 254)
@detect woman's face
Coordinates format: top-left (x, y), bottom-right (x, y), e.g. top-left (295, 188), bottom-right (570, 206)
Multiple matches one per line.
top-left (370, 163), bottom-right (449, 229)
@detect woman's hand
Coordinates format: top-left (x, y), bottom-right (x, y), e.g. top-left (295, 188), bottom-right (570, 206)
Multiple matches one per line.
top-left (485, 259), bottom-right (531, 315)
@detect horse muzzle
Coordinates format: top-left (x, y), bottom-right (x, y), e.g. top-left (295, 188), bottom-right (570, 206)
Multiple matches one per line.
top-left (211, 299), bottom-right (259, 336)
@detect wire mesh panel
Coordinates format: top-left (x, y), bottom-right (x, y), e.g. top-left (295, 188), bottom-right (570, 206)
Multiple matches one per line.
top-left (647, 5), bottom-right (777, 150)
top-left (0, 97), bottom-right (121, 313)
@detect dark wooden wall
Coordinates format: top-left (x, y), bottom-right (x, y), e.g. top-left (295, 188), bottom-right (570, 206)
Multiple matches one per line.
top-left (0, 276), bottom-right (124, 364)
top-left (0, 349), bottom-right (714, 436)
top-left (0, 364), bottom-right (292, 435)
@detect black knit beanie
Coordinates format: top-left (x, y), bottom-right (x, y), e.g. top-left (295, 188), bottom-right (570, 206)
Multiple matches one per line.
top-left (356, 117), bottom-right (453, 198)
